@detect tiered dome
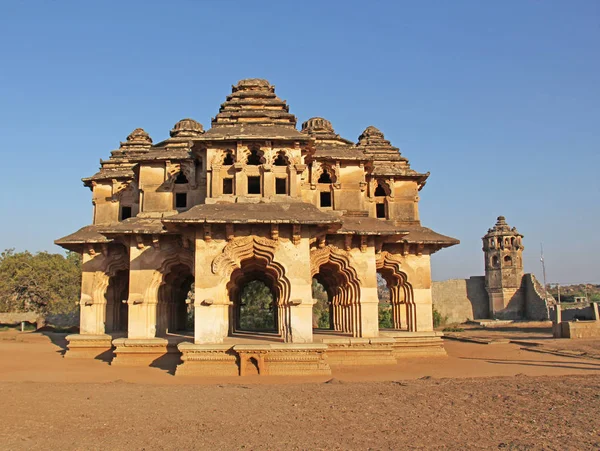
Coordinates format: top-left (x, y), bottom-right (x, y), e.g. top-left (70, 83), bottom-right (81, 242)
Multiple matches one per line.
top-left (170, 118), bottom-right (204, 138)
top-left (119, 128), bottom-right (153, 151)
top-left (356, 126), bottom-right (402, 159)
top-left (301, 117), bottom-right (355, 148)
top-left (210, 78), bottom-right (297, 128)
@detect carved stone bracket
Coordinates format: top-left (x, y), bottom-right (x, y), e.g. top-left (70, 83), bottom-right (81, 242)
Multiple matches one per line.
top-left (204, 224), bottom-right (212, 242)
top-left (360, 236), bottom-right (368, 253)
top-left (271, 224), bottom-right (279, 241)
top-left (344, 235), bottom-right (352, 252)
top-left (292, 225), bottom-right (301, 245)
top-left (226, 224), bottom-right (235, 242)
top-left (402, 241), bottom-right (410, 256)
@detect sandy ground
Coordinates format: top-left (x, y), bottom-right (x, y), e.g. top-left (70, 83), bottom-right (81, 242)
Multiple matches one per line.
top-left (1, 331), bottom-right (599, 450)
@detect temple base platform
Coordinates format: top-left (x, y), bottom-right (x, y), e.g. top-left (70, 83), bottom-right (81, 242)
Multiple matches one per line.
top-left (64, 331), bottom-right (446, 375)
top-left (111, 337), bottom-right (180, 366)
top-left (176, 343), bottom-right (331, 376)
top-left (64, 334), bottom-right (113, 359)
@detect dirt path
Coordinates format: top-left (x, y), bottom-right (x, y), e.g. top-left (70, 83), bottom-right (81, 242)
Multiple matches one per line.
top-left (1, 332), bottom-right (600, 449)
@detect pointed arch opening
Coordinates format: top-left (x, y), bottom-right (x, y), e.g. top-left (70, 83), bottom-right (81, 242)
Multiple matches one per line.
top-left (105, 269), bottom-right (129, 333)
top-left (157, 263), bottom-right (195, 336)
top-left (311, 247), bottom-right (362, 337)
top-left (376, 252), bottom-right (415, 331)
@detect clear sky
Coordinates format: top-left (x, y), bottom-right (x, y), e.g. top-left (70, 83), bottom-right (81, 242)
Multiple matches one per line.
top-left (0, 1), bottom-right (598, 283)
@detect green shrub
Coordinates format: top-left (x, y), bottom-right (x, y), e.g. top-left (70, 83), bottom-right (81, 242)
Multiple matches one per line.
top-left (433, 308), bottom-right (447, 328)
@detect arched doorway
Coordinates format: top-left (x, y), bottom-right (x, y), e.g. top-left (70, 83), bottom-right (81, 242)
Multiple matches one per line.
top-left (377, 272), bottom-right (393, 329)
top-left (237, 278), bottom-right (277, 332)
top-left (228, 261), bottom-right (283, 336)
top-left (311, 247), bottom-right (362, 337)
top-left (377, 265), bottom-right (415, 331)
top-left (312, 277), bottom-right (332, 330)
top-left (158, 263), bottom-right (194, 335)
top-left (105, 270), bottom-right (129, 333)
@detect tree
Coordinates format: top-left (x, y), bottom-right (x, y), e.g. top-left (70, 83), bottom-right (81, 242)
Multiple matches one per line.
top-left (239, 280), bottom-right (275, 330)
top-left (0, 249), bottom-right (81, 315)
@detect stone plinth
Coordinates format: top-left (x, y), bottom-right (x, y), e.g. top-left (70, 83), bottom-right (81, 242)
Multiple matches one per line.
top-left (555, 321), bottom-right (600, 339)
top-left (176, 343), bottom-right (331, 376)
top-left (65, 334), bottom-right (113, 359)
top-left (381, 331), bottom-right (447, 358)
top-left (111, 337), bottom-right (180, 366)
top-left (322, 337), bottom-right (398, 366)
top-left (239, 344), bottom-right (330, 376)
top-left (176, 343), bottom-right (238, 376)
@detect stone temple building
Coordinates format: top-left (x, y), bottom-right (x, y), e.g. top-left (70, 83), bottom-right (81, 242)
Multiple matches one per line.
top-left (56, 78), bottom-right (458, 376)
top-left (432, 216), bottom-right (553, 324)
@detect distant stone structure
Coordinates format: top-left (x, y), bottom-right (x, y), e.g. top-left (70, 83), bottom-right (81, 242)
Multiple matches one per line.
top-left (432, 216), bottom-right (554, 323)
top-left (56, 78), bottom-right (457, 375)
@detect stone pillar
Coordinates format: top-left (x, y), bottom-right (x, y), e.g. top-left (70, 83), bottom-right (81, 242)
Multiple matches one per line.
top-left (194, 232), bottom-right (229, 344)
top-left (403, 253), bottom-right (434, 332)
top-left (262, 165), bottom-right (274, 197)
top-left (280, 233), bottom-right (313, 343)
top-left (352, 240), bottom-right (379, 338)
top-left (211, 165), bottom-right (222, 197)
top-left (126, 240), bottom-right (159, 339)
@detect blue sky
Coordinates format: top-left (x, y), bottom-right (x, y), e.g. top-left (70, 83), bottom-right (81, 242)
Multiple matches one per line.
top-left (0, 1), bottom-right (598, 283)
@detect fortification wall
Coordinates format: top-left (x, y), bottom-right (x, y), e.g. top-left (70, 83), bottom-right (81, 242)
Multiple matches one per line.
top-left (522, 274), bottom-right (551, 320)
top-left (432, 276), bottom-right (488, 324)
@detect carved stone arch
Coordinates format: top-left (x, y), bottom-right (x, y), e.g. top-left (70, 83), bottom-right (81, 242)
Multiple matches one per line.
top-left (180, 160), bottom-right (197, 188)
top-left (211, 149), bottom-right (224, 168)
top-left (243, 144), bottom-right (266, 165)
top-left (272, 150), bottom-right (291, 166)
top-left (111, 179), bottom-right (135, 203)
top-left (115, 180), bottom-right (138, 205)
top-left (92, 250), bottom-right (129, 305)
top-left (374, 179), bottom-right (392, 197)
top-left (145, 250), bottom-right (195, 305)
top-left (310, 245), bottom-right (362, 336)
top-left (315, 162), bottom-right (337, 184)
top-left (212, 236), bottom-right (294, 340)
top-left (376, 251), bottom-right (415, 330)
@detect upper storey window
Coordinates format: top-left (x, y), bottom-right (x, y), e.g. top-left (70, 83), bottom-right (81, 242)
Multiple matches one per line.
top-left (374, 183), bottom-right (387, 197)
top-left (120, 206), bottom-right (132, 221)
top-left (175, 171), bottom-right (189, 184)
top-left (223, 151), bottom-right (234, 165)
top-left (273, 151), bottom-right (289, 166)
top-left (247, 149), bottom-right (264, 165)
top-left (318, 170), bottom-right (333, 184)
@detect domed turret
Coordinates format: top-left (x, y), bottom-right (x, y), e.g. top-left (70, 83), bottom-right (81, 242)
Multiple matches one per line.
top-left (301, 117), bottom-right (334, 134)
top-left (170, 118), bottom-right (204, 138)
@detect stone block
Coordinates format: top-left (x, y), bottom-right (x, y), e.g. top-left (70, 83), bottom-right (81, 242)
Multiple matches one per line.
top-left (65, 334), bottom-right (113, 359)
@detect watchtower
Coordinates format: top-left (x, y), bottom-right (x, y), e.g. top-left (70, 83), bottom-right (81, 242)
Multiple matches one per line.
top-left (482, 216), bottom-right (524, 318)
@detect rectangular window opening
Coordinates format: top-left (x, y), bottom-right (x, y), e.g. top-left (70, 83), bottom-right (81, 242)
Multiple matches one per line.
top-left (320, 191), bottom-right (332, 208)
top-left (248, 176), bottom-right (261, 195)
top-left (223, 178), bottom-right (234, 195)
top-left (376, 203), bottom-right (386, 218)
top-left (175, 192), bottom-right (187, 209)
top-left (120, 206), bottom-right (132, 221)
top-left (275, 178), bottom-right (287, 195)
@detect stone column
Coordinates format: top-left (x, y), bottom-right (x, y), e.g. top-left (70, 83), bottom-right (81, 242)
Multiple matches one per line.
top-left (126, 240), bottom-right (159, 339)
top-left (279, 231), bottom-right (313, 343)
top-left (404, 253), bottom-right (434, 332)
top-left (193, 232), bottom-right (229, 344)
top-left (352, 240), bottom-right (380, 338)
top-left (262, 165), bottom-right (274, 197)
